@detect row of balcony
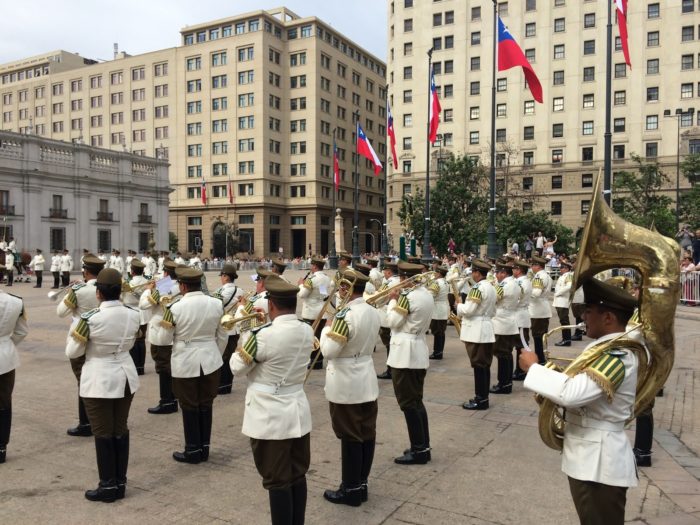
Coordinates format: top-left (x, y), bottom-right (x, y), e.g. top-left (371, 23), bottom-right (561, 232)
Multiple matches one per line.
top-left (1, 206), bottom-right (151, 223)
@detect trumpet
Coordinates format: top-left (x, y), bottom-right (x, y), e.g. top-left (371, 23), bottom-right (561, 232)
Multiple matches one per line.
top-left (220, 311), bottom-right (266, 331)
top-left (159, 292), bottom-right (181, 306)
top-left (365, 271), bottom-right (438, 307)
top-left (47, 281), bottom-right (82, 301)
top-left (122, 278), bottom-right (154, 295)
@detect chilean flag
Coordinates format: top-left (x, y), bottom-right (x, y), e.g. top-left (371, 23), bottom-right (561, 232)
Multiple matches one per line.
top-left (497, 17), bottom-right (543, 103)
top-left (357, 125), bottom-right (383, 175)
top-left (387, 101), bottom-right (398, 169)
top-left (227, 178), bottom-right (233, 204)
top-left (201, 177), bottom-right (207, 205)
top-left (429, 70), bottom-right (441, 144)
top-left (333, 140), bottom-right (340, 190)
top-left (616, 0), bottom-right (631, 67)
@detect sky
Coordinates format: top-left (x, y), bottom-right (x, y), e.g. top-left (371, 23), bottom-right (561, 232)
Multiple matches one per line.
top-left (0, 0), bottom-right (388, 65)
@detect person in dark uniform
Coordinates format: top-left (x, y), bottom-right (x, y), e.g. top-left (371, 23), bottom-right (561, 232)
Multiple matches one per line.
top-left (161, 267), bottom-right (227, 464)
top-left (270, 257), bottom-right (289, 281)
top-left (57, 254), bottom-right (105, 437)
top-left (0, 266), bottom-right (28, 464)
top-left (122, 259), bottom-right (149, 375)
top-left (231, 276), bottom-right (314, 525)
top-left (65, 268), bottom-right (141, 502)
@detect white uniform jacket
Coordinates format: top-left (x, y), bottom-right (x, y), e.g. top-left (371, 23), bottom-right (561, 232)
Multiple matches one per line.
top-left (456, 279), bottom-right (496, 343)
top-left (29, 254), bottom-right (45, 271)
top-left (377, 275), bottom-right (400, 327)
top-left (111, 257), bottom-right (125, 276)
top-left (492, 276), bottom-right (520, 336)
top-left (515, 275), bottom-right (532, 329)
top-left (60, 254), bottom-right (73, 272)
top-left (123, 274), bottom-right (149, 325)
top-left (160, 291), bottom-right (228, 378)
top-left (0, 291), bottom-right (28, 375)
top-left (65, 301), bottom-right (141, 398)
top-left (298, 270), bottom-right (332, 320)
top-left (386, 286), bottom-right (434, 369)
top-left (50, 255), bottom-right (61, 272)
top-left (320, 297), bottom-right (380, 404)
top-left (143, 257), bottom-right (157, 278)
top-left (529, 269), bottom-right (553, 319)
top-left (216, 282), bottom-right (245, 336)
top-left (139, 282), bottom-right (180, 346)
top-left (553, 271), bottom-right (574, 309)
top-left (524, 332), bottom-right (640, 487)
top-left (231, 314), bottom-right (314, 440)
top-left (369, 268), bottom-right (383, 290)
top-left (430, 277), bottom-right (450, 321)
top-left (57, 280), bottom-right (99, 319)
top-left (572, 286), bottom-right (584, 305)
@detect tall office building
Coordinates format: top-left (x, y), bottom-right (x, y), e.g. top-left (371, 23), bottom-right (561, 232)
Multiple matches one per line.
top-left (0, 7), bottom-right (387, 257)
top-left (387, 0), bottom-right (700, 240)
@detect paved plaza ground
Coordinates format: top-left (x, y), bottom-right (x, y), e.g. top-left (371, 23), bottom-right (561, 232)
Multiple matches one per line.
top-left (1, 269), bottom-right (699, 524)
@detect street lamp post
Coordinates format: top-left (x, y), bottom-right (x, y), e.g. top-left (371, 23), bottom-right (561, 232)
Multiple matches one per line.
top-left (369, 218), bottom-right (383, 256)
top-left (664, 107), bottom-right (695, 229)
top-left (422, 48), bottom-right (434, 266)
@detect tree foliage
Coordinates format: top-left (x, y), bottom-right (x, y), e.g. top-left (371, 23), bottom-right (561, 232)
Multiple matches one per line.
top-left (169, 232), bottom-right (178, 253)
top-left (612, 154), bottom-right (676, 236)
top-left (496, 210), bottom-right (576, 256)
top-left (429, 154), bottom-right (490, 254)
top-left (680, 153), bottom-right (700, 227)
top-left (396, 186), bottom-right (425, 246)
top-left (681, 153), bottom-right (700, 186)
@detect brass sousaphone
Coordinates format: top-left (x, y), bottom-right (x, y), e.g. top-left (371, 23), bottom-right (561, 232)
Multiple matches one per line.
top-left (536, 171), bottom-right (681, 450)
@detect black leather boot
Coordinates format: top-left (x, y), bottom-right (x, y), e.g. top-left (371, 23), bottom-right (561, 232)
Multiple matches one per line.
top-left (634, 412), bottom-right (654, 467)
top-left (0, 408), bottom-right (10, 464)
top-left (430, 332), bottom-right (445, 359)
top-left (173, 410), bottom-right (202, 464)
top-left (360, 439), bottom-right (375, 502)
top-left (67, 397), bottom-right (92, 437)
top-left (148, 373), bottom-right (179, 414)
top-left (291, 478), bottom-right (307, 525)
top-left (490, 357), bottom-right (513, 394)
top-left (269, 487), bottom-right (293, 525)
top-left (85, 436), bottom-right (118, 502)
top-left (395, 410), bottom-right (429, 465)
top-left (130, 338), bottom-right (146, 375)
top-left (513, 349), bottom-right (527, 380)
top-left (200, 408), bottom-right (212, 461)
top-left (324, 439), bottom-right (363, 506)
top-left (114, 433), bottom-right (129, 499)
top-left (463, 368), bottom-right (490, 410)
top-left (533, 335), bottom-right (546, 364)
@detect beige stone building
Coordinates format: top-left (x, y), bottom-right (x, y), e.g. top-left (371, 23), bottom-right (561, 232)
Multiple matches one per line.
top-left (0, 7), bottom-right (387, 258)
top-left (387, 0), bottom-right (700, 241)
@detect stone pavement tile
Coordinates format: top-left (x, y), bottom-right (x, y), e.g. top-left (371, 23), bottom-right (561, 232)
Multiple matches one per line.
top-left (670, 495), bottom-right (700, 514)
top-left (386, 501), bottom-right (504, 525)
top-left (654, 480), bottom-right (700, 495)
top-left (645, 514), bottom-right (700, 525)
top-left (628, 477), bottom-right (685, 521)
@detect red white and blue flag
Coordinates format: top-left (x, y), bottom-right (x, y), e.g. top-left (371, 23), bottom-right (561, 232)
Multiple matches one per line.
top-left (616, 0), bottom-right (631, 67)
top-left (429, 69), bottom-right (441, 144)
top-left (357, 125), bottom-right (383, 175)
top-left (201, 177), bottom-right (207, 205)
top-left (333, 140), bottom-right (340, 190)
top-left (227, 176), bottom-right (233, 204)
top-left (387, 100), bottom-right (398, 169)
top-left (497, 16), bottom-right (543, 103)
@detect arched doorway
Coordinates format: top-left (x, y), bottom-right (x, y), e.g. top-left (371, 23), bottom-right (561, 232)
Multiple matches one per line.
top-left (212, 222), bottom-right (227, 259)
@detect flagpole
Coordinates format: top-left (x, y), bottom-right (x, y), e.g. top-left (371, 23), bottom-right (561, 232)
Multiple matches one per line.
top-left (487, 1), bottom-right (499, 259)
top-left (352, 111), bottom-right (360, 265)
top-left (329, 128), bottom-right (338, 269)
top-left (421, 48), bottom-right (434, 266)
top-left (603, 0), bottom-right (613, 205)
top-left (381, 148), bottom-right (388, 267)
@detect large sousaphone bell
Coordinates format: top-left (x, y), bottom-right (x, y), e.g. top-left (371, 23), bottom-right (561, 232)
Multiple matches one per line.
top-left (537, 170), bottom-right (681, 450)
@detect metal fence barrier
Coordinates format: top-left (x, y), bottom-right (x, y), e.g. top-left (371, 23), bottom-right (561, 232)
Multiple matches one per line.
top-left (681, 272), bottom-right (700, 306)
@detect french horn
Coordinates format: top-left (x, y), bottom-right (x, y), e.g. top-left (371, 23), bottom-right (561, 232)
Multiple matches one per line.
top-left (536, 170), bottom-right (681, 451)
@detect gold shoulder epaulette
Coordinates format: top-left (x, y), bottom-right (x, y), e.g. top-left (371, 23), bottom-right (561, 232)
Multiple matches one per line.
top-left (584, 353), bottom-right (626, 402)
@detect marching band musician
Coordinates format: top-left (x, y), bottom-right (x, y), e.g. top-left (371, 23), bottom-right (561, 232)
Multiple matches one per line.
top-left (214, 263), bottom-right (245, 395)
top-left (0, 265), bottom-right (28, 464)
top-left (528, 255), bottom-right (553, 364)
top-left (57, 254), bottom-right (105, 437)
top-left (386, 261), bottom-right (434, 465)
top-left (319, 268), bottom-right (380, 507)
top-left (160, 267), bottom-right (227, 464)
top-left (156, 251), bottom-right (166, 278)
top-left (125, 250), bottom-right (135, 275)
top-left (512, 260), bottom-right (532, 380)
top-left (174, 252), bottom-right (186, 266)
top-left (297, 256), bottom-right (331, 371)
top-left (270, 257), bottom-right (290, 282)
top-left (142, 251), bottom-right (157, 278)
top-left (489, 261), bottom-right (520, 395)
top-left (188, 252), bottom-right (202, 271)
top-left (366, 257), bottom-right (383, 291)
top-left (50, 250), bottom-right (61, 289)
top-left (140, 260), bottom-right (181, 414)
top-left (65, 268), bottom-right (141, 502)
top-left (457, 258), bottom-right (496, 411)
top-left (111, 250), bottom-right (125, 277)
top-left (428, 265), bottom-right (449, 360)
top-left (376, 261), bottom-right (399, 380)
top-left (29, 249), bottom-right (45, 288)
top-left (457, 259), bottom-right (473, 302)
top-left (230, 276), bottom-right (314, 525)
top-left (234, 267), bottom-right (271, 331)
top-left (552, 260), bottom-right (574, 346)
top-left (60, 249), bottom-right (73, 287)
top-left (445, 254), bottom-right (460, 313)
top-left (353, 263), bottom-right (376, 295)
top-left (123, 259), bottom-right (149, 375)
top-left (519, 278), bottom-right (641, 525)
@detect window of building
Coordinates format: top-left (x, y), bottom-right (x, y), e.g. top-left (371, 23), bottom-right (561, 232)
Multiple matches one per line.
top-left (470, 57), bottom-right (481, 71)
top-left (470, 81), bottom-right (480, 95)
top-left (469, 131), bottom-right (479, 144)
top-left (471, 32), bottom-right (481, 45)
top-left (552, 175), bottom-right (563, 189)
top-left (553, 70), bottom-right (564, 85)
top-left (554, 18), bottom-right (565, 33)
top-left (613, 145), bottom-right (625, 159)
top-left (582, 147), bottom-right (594, 161)
top-left (582, 173), bottom-right (593, 187)
top-left (584, 13), bottom-right (596, 28)
top-left (614, 118), bottom-right (626, 132)
top-left (552, 123), bottom-right (564, 138)
top-left (647, 31), bottom-right (660, 47)
top-left (614, 90), bottom-right (627, 105)
top-left (583, 66), bottom-right (595, 82)
top-left (647, 59), bottom-right (659, 74)
top-left (525, 48), bottom-right (535, 62)
top-left (645, 142), bottom-right (658, 158)
top-left (681, 83), bottom-right (694, 98)
top-left (551, 201), bottom-right (562, 215)
top-left (523, 126), bottom-right (534, 140)
top-left (682, 26), bottom-right (695, 42)
top-left (582, 121), bottom-right (594, 135)
top-left (552, 149), bottom-right (563, 163)
top-left (583, 40), bottom-right (596, 55)
top-left (496, 78), bottom-right (507, 91)
top-left (645, 115), bottom-right (659, 130)
top-left (583, 93), bottom-right (594, 108)
top-left (648, 3), bottom-right (660, 18)
top-left (646, 87), bottom-right (658, 102)
top-left (552, 97), bottom-right (564, 112)
top-left (404, 19), bottom-right (413, 32)
top-left (553, 44), bottom-right (565, 59)
top-left (614, 63), bottom-right (627, 78)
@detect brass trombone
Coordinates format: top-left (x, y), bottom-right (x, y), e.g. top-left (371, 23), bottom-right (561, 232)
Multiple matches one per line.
top-left (122, 278), bottom-right (155, 295)
top-left (47, 281), bottom-right (82, 301)
top-left (159, 292), bottom-right (181, 306)
top-left (220, 311), bottom-right (267, 331)
top-left (365, 271), bottom-right (438, 308)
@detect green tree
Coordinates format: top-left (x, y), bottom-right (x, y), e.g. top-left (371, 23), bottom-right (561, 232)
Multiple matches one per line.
top-left (429, 154), bottom-right (490, 254)
top-left (612, 154), bottom-right (676, 236)
top-left (496, 210), bottom-right (576, 256)
top-left (397, 187), bottom-right (425, 246)
top-left (169, 232), bottom-right (178, 253)
top-left (680, 153), bottom-right (700, 227)
top-left (681, 152), bottom-right (700, 186)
